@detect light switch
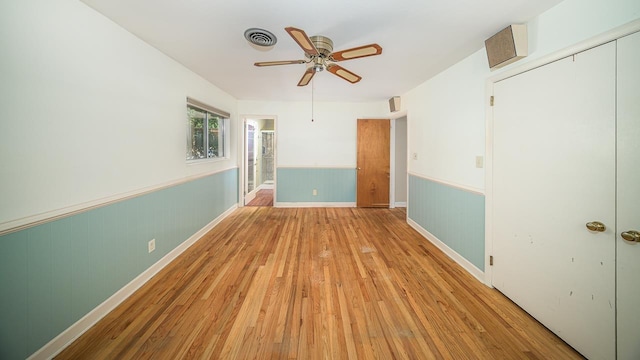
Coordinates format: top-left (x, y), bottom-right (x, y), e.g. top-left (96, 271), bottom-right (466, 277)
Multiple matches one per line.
top-left (475, 156), bottom-right (484, 168)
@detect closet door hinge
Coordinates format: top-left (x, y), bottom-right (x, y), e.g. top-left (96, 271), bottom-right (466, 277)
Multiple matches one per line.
top-left (490, 96), bottom-right (495, 106)
top-left (489, 255), bottom-right (494, 266)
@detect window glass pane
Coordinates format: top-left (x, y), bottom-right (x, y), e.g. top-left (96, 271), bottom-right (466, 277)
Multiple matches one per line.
top-left (186, 101), bottom-right (227, 161)
top-left (187, 106), bottom-right (206, 160)
top-left (207, 114), bottom-right (221, 158)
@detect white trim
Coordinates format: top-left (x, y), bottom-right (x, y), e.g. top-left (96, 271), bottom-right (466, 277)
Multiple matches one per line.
top-left (484, 19), bottom-right (640, 289)
top-left (245, 182), bottom-right (275, 203)
top-left (244, 119), bottom-right (258, 206)
top-left (391, 114), bottom-right (408, 209)
top-left (272, 121), bottom-right (278, 207)
top-left (275, 202), bottom-right (356, 208)
top-left (388, 109), bottom-right (408, 120)
top-left (186, 96), bottom-right (230, 118)
top-left (407, 218), bottom-right (485, 283)
top-left (276, 166), bottom-right (357, 170)
top-left (240, 115), bottom-right (278, 209)
top-left (244, 189), bottom-right (257, 205)
top-left (488, 19), bottom-right (640, 85)
top-left (0, 167), bottom-right (238, 236)
top-left (27, 204), bottom-right (237, 360)
top-left (408, 171), bottom-right (484, 195)
top-left (237, 118), bottom-right (245, 208)
top-left (484, 78), bottom-right (495, 287)
top-left (389, 119), bottom-right (396, 208)
top-left (186, 156), bottom-right (230, 165)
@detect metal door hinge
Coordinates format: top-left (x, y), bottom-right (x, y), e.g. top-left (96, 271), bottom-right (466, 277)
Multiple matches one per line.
top-left (489, 255), bottom-right (494, 266)
top-left (490, 96), bottom-right (494, 106)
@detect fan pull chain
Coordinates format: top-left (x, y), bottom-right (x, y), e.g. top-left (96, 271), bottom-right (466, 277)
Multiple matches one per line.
top-left (311, 77), bottom-right (314, 122)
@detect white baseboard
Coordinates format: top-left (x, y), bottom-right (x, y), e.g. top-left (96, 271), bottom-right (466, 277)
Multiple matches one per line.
top-left (275, 202), bottom-right (356, 208)
top-left (406, 218), bottom-right (485, 283)
top-left (28, 204), bottom-right (238, 360)
top-left (395, 202), bottom-right (407, 207)
top-left (258, 184), bottom-right (274, 190)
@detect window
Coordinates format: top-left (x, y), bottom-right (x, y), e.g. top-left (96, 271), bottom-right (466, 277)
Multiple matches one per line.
top-left (186, 98), bottom-right (229, 161)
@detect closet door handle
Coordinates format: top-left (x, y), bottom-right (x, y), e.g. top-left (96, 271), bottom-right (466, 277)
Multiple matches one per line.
top-left (621, 230), bottom-right (640, 243)
top-left (586, 221), bottom-right (606, 232)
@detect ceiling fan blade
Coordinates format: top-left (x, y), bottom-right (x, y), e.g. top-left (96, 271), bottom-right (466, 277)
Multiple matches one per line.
top-left (254, 60), bottom-right (306, 67)
top-left (326, 64), bottom-right (362, 84)
top-left (330, 44), bottom-right (382, 61)
top-left (297, 68), bottom-right (315, 87)
top-left (285, 27), bottom-right (319, 56)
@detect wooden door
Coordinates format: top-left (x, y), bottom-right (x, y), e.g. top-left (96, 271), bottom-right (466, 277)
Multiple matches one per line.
top-left (491, 42), bottom-right (616, 359)
top-left (357, 119), bottom-right (390, 207)
top-left (617, 30), bottom-right (640, 360)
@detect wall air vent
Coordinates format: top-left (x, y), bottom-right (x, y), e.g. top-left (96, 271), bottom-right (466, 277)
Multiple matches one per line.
top-left (244, 28), bottom-right (277, 47)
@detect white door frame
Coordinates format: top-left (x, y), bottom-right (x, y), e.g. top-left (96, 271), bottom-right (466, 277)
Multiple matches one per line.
top-left (244, 119), bottom-right (258, 205)
top-left (389, 110), bottom-right (408, 209)
top-left (239, 115), bottom-right (277, 207)
top-left (484, 20), bottom-right (640, 287)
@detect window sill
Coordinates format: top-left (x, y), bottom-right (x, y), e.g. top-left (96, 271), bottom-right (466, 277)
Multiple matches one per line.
top-left (187, 157), bottom-right (229, 165)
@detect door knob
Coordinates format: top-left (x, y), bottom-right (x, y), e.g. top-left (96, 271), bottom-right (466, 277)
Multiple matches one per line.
top-left (621, 230), bottom-right (640, 243)
top-left (586, 221), bottom-right (606, 232)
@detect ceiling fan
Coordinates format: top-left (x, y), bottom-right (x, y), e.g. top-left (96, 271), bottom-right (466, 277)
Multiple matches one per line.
top-left (254, 27), bottom-right (382, 86)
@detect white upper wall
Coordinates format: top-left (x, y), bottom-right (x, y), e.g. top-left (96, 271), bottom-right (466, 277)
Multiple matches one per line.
top-left (4, 0), bottom-right (636, 227)
top-left (0, 0), bottom-right (239, 227)
top-left (239, 100), bottom-right (388, 167)
top-left (529, 0), bottom-right (640, 60)
top-left (404, 0), bottom-right (640, 192)
top-left (404, 51), bottom-right (488, 192)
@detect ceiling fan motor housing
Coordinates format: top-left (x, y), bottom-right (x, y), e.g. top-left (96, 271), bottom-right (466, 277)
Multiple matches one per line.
top-left (305, 35), bottom-right (333, 72)
top-left (310, 35), bottom-right (333, 57)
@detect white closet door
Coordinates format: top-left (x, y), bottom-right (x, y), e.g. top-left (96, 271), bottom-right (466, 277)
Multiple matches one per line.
top-left (617, 30), bottom-right (640, 360)
top-left (492, 42), bottom-right (616, 359)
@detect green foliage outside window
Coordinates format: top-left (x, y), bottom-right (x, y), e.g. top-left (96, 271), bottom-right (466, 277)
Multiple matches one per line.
top-left (187, 105), bottom-right (225, 160)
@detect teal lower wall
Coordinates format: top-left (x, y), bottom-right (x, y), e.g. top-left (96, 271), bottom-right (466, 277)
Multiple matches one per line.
top-left (277, 168), bottom-right (356, 203)
top-left (0, 169), bottom-right (238, 360)
top-left (408, 175), bottom-right (485, 271)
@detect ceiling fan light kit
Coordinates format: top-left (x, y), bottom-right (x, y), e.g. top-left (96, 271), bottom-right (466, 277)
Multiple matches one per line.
top-left (254, 26), bottom-right (382, 86)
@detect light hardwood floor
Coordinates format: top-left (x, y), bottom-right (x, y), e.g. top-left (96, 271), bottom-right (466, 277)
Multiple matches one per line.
top-left (56, 207), bottom-right (583, 359)
top-left (246, 189), bottom-right (274, 207)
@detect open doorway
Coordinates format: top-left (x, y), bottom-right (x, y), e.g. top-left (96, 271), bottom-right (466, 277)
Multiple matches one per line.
top-left (392, 115), bottom-right (407, 208)
top-left (244, 117), bottom-right (275, 206)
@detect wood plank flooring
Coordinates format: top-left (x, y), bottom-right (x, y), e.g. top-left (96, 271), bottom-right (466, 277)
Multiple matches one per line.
top-left (246, 189), bottom-right (273, 207)
top-left (56, 207), bottom-right (583, 359)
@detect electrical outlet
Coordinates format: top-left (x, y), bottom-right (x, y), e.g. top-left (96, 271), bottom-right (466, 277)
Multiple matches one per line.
top-left (312, 189), bottom-right (318, 196)
top-left (148, 239), bottom-right (156, 253)
top-left (412, 152), bottom-right (418, 160)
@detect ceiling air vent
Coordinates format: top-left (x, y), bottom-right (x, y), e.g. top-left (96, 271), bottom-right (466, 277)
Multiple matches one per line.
top-left (244, 28), bottom-right (277, 47)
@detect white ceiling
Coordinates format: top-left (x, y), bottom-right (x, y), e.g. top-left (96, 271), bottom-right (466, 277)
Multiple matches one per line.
top-left (80, 0), bottom-right (563, 102)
